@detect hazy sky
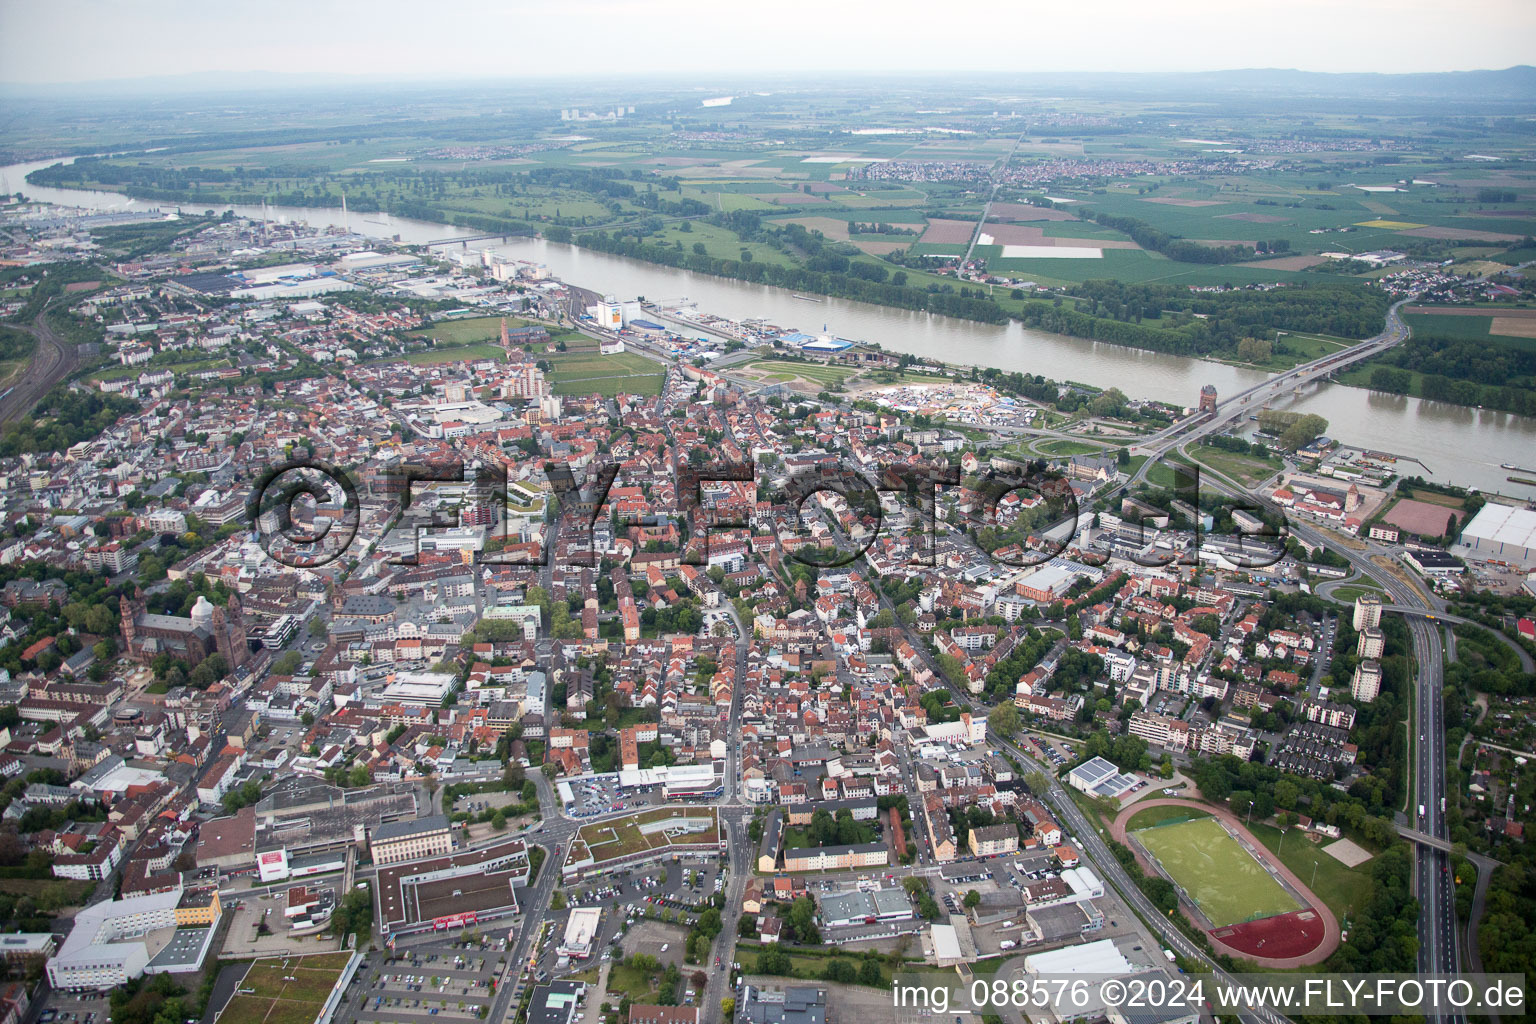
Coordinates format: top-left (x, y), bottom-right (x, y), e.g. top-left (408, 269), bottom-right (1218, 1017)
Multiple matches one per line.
top-left (1, 0), bottom-right (1532, 84)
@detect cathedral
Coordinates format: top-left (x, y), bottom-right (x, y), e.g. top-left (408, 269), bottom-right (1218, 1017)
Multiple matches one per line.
top-left (120, 589), bottom-right (251, 671)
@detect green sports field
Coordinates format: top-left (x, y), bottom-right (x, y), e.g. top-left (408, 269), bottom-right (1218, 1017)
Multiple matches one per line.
top-left (1132, 816), bottom-right (1300, 927)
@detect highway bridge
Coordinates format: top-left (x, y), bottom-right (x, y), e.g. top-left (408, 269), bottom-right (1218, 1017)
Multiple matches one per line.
top-left (1397, 824), bottom-right (1454, 853)
top-left (420, 232), bottom-right (531, 247)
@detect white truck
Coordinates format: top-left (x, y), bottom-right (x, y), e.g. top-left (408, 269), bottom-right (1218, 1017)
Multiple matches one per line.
top-left (1000, 940), bottom-right (1018, 950)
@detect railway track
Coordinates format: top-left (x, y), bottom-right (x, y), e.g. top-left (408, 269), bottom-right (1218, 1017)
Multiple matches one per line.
top-left (0, 302), bottom-right (75, 426)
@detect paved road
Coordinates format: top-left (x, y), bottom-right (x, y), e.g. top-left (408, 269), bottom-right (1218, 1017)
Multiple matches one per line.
top-left (1186, 439), bottom-right (1461, 1018)
top-left (989, 731), bottom-right (1292, 1024)
top-left (1375, 603), bottom-right (1535, 673)
top-left (1125, 298), bottom-right (1414, 477)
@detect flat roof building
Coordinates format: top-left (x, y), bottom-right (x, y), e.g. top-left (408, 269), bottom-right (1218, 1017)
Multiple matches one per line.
top-left (527, 981), bottom-right (585, 1024)
top-left (819, 887), bottom-right (913, 927)
top-left (370, 814), bottom-right (453, 865)
top-left (559, 908), bottom-right (602, 959)
top-left (1459, 503), bottom-right (1536, 569)
top-left (1067, 756), bottom-right (1139, 799)
top-left (47, 886), bottom-right (220, 991)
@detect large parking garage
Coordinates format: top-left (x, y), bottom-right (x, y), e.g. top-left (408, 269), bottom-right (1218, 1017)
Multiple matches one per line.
top-left (335, 936), bottom-right (509, 1024)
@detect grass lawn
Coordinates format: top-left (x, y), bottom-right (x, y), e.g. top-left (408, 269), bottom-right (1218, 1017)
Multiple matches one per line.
top-left (651, 221), bottom-right (795, 267)
top-left (576, 807), bottom-right (719, 864)
top-left (1131, 816), bottom-right (1299, 927)
top-left (242, 954), bottom-right (349, 1001)
top-left (410, 315), bottom-right (533, 346)
top-left (603, 962), bottom-right (663, 1002)
top-left (1035, 438), bottom-right (1111, 457)
top-left (741, 358), bottom-right (855, 387)
top-left (399, 343), bottom-right (509, 366)
top-left (1144, 458), bottom-right (1197, 490)
top-left (222, 953), bottom-right (349, 1024)
top-left (0, 877), bottom-right (93, 902)
top-left (1246, 822), bottom-right (1371, 923)
top-left (1399, 488), bottom-right (1467, 509)
top-left (1227, 332), bottom-right (1354, 371)
top-left (545, 350), bottom-right (666, 397)
top-left (734, 942), bottom-right (936, 987)
top-left (1125, 805), bottom-right (1210, 832)
top-left (782, 820), bottom-right (877, 849)
top-left (1328, 583), bottom-right (1387, 604)
top-left (1189, 444), bottom-right (1284, 488)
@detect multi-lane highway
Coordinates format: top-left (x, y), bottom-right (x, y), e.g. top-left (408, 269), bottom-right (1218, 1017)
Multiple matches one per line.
top-left (1125, 299), bottom-right (1413, 491)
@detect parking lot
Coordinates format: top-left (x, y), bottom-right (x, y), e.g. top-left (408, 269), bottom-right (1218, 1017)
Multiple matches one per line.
top-left (563, 774), bottom-right (623, 817)
top-left (523, 856), bottom-right (723, 985)
top-left (35, 993), bottom-right (111, 1024)
top-left (219, 887), bottom-right (346, 956)
top-left (620, 919), bottom-right (689, 969)
top-left (561, 774), bottom-right (671, 818)
top-left (338, 936), bottom-right (509, 1024)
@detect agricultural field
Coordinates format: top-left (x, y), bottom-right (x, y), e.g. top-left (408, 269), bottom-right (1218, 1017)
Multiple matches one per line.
top-left (14, 79), bottom-right (1536, 398)
top-left (1131, 816), bottom-right (1300, 927)
top-left (1401, 309), bottom-right (1536, 349)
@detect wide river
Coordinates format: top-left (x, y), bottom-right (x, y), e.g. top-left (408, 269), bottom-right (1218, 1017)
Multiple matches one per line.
top-left (8, 157), bottom-right (1535, 495)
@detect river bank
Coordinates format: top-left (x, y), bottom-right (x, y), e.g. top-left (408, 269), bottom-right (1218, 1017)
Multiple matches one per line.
top-left (7, 157), bottom-right (1536, 496)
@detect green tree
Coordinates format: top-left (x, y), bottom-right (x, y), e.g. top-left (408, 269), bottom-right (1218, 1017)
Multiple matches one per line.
top-left (987, 701), bottom-right (1021, 738)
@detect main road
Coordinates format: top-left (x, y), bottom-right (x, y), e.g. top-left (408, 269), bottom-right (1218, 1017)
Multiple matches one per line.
top-left (1125, 298), bottom-right (1413, 488)
top-left (1189, 451), bottom-right (1461, 1019)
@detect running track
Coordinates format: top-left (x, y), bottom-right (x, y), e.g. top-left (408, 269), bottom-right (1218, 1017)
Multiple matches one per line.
top-left (1110, 798), bottom-right (1341, 968)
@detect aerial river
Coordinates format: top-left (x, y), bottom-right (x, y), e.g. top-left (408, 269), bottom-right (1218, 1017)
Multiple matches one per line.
top-left (7, 157), bottom-right (1535, 495)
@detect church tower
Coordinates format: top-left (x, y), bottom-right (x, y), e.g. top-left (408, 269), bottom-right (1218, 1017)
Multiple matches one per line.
top-left (212, 594), bottom-right (251, 670)
top-left (120, 587), bottom-right (147, 661)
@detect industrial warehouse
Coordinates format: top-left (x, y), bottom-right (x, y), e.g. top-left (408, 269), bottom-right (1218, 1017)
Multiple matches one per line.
top-left (1458, 503), bottom-right (1536, 570)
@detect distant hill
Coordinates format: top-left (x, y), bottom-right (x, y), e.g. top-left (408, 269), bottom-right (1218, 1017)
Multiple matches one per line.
top-left (1036, 66), bottom-right (1536, 100)
top-left (2, 66), bottom-right (1533, 102)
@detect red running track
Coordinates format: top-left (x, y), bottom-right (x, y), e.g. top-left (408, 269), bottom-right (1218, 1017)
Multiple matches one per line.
top-left (1110, 798), bottom-right (1340, 968)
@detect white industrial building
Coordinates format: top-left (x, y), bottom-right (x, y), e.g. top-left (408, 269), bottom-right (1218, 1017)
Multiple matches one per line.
top-left (1459, 504), bottom-right (1536, 569)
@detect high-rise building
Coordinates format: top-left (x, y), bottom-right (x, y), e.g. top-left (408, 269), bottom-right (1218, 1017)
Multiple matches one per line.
top-left (504, 362), bottom-right (549, 400)
top-left (1351, 659), bottom-right (1382, 702)
top-left (1353, 593), bottom-right (1382, 631)
top-left (1358, 627), bottom-right (1385, 660)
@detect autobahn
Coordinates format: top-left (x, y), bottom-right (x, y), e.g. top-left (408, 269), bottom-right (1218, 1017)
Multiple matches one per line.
top-left (1189, 455), bottom-right (1461, 1019)
top-left (1104, 277), bottom-right (1465, 1015)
